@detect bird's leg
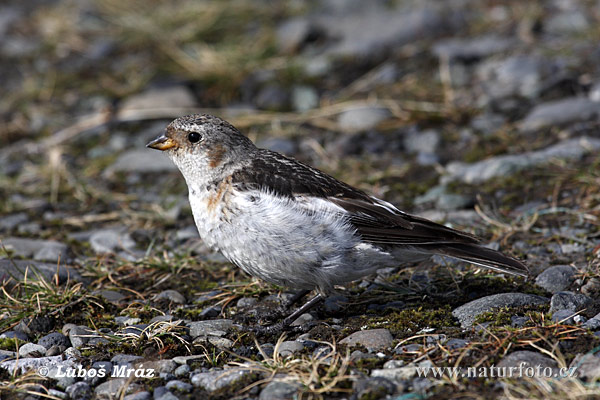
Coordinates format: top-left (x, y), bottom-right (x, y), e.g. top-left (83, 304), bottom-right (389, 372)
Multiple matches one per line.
top-left (252, 293), bottom-right (325, 335)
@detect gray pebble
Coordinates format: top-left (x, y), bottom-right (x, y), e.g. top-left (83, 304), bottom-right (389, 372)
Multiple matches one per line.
top-left (353, 376), bottom-right (397, 400)
top-left (337, 106), bottom-right (391, 133)
top-left (38, 332), bottom-right (70, 350)
top-left (69, 326), bottom-right (94, 349)
top-left (535, 265), bottom-right (575, 293)
top-left (276, 341), bottom-right (305, 358)
top-left (340, 329), bottom-right (393, 351)
top-left (66, 382), bottom-right (92, 400)
top-left (236, 297), bottom-right (258, 309)
top-left (187, 319), bottom-right (232, 338)
top-left (18, 343), bottom-right (47, 358)
top-left (452, 293), bottom-right (548, 328)
top-left (124, 392), bottom-right (152, 400)
top-left (520, 97), bottom-right (600, 132)
top-left (549, 291), bottom-right (593, 313)
top-left (191, 368), bottom-right (254, 392)
top-left (154, 290), bottom-right (186, 304)
top-left (497, 350), bottom-right (557, 370)
top-left (165, 380), bottom-right (192, 392)
top-left (259, 380), bottom-right (302, 400)
top-left (173, 364), bottom-right (190, 378)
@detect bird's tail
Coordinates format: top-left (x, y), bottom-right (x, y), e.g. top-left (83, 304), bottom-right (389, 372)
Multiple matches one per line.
top-left (425, 243), bottom-right (529, 277)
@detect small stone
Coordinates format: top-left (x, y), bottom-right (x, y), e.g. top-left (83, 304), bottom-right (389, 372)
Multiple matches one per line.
top-left (511, 316), bottom-right (529, 328)
top-left (191, 368), bottom-right (254, 392)
top-left (497, 350), bottom-right (557, 371)
top-left (205, 337), bottom-right (234, 349)
top-left (95, 379), bottom-right (138, 398)
top-left (552, 309), bottom-right (576, 324)
top-left (173, 364), bottom-right (190, 378)
top-left (290, 313), bottom-right (314, 326)
top-left (187, 319), bottom-right (233, 338)
top-left (583, 312), bottom-right (600, 330)
top-left (291, 85), bottom-right (319, 112)
top-left (519, 97), bottom-right (600, 132)
top-left (535, 265), bottom-right (576, 294)
top-left (165, 380), bottom-right (192, 393)
top-left (582, 278), bottom-right (600, 298)
top-left (154, 290), bottom-right (186, 305)
top-left (570, 353), bottom-right (600, 379)
top-left (46, 345), bottom-right (66, 356)
top-left (199, 306), bottom-right (221, 318)
top-left (403, 129), bottom-right (440, 154)
top-left (545, 10), bottom-right (589, 34)
top-left (0, 213), bottom-right (28, 231)
top-left (550, 291), bottom-right (593, 313)
top-left (432, 35), bottom-right (513, 61)
top-left (323, 295), bottom-right (348, 314)
top-left (259, 380), bottom-right (302, 400)
top-left (48, 389), bottom-right (68, 400)
top-left (18, 343), bottom-right (47, 358)
top-left (337, 106), bottom-right (391, 133)
top-left (38, 332), bottom-right (70, 350)
top-left (445, 338), bottom-right (469, 350)
top-left (1, 237), bottom-right (68, 262)
top-left (452, 293), bottom-right (548, 328)
top-left (340, 329), bottom-right (393, 351)
top-left (371, 367), bottom-right (416, 382)
top-left (89, 229), bottom-right (137, 254)
top-left (66, 382), bottom-right (92, 400)
top-left (123, 392), bottom-right (152, 400)
top-left (0, 259), bottom-right (80, 287)
top-left (276, 341), bottom-right (304, 358)
top-left (236, 297), bottom-right (258, 309)
top-left (353, 376), bottom-right (397, 400)
top-left (115, 316), bottom-right (142, 326)
top-left (0, 331), bottom-right (28, 341)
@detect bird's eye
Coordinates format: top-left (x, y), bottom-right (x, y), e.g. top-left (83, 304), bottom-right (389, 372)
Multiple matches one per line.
top-left (188, 132), bottom-right (202, 143)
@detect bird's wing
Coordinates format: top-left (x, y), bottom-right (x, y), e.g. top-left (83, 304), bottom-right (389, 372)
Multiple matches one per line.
top-left (230, 149), bottom-right (528, 276)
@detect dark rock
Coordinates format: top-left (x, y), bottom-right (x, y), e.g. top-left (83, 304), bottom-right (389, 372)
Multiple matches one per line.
top-left (323, 295), bottom-right (348, 314)
top-left (38, 332), bottom-right (70, 350)
top-left (154, 290), bottom-right (186, 305)
top-left (511, 316), bottom-right (530, 328)
top-left (187, 319), bottom-right (233, 338)
top-left (191, 368), bottom-right (254, 392)
top-left (549, 291), bottom-right (593, 313)
top-left (583, 312), bottom-right (600, 330)
top-left (123, 392), bottom-right (152, 400)
top-left (535, 265), bottom-right (575, 293)
top-left (0, 212), bottom-right (28, 231)
top-left (165, 380), bottom-right (192, 393)
top-left (497, 350), bottom-right (557, 371)
top-left (570, 353), bottom-right (600, 379)
top-left (236, 297), bottom-right (258, 309)
top-left (452, 293), bottom-right (548, 328)
top-left (68, 326), bottom-right (95, 349)
top-left (446, 338), bottom-right (469, 350)
top-left (94, 289), bottom-right (126, 304)
top-left (0, 331), bottom-right (28, 341)
top-left (340, 329), bottom-right (393, 351)
top-left (552, 309), bottom-right (577, 324)
top-left (95, 379), bottom-right (139, 398)
top-left (259, 380), bottom-right (302, 400)
top-left (111, 354), bottom-right (144, 365)
top-left (353, 376), bottom-right (397, 400)
top-left (173, 364), bottom-right (190, 378)
top-left (1, 237), bottom-right (67, 262)
top-left (582, 278), bottom-right (600, 298)
top-left (66, 382), bottom-right (92, 400)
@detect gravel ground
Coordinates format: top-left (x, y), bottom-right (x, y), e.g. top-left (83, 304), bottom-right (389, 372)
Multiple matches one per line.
top-left (1, 0), bottom-right (600, 399)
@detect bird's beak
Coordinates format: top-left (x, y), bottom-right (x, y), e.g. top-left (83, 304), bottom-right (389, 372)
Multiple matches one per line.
top-left (147, 134), bottom-right (176, 151)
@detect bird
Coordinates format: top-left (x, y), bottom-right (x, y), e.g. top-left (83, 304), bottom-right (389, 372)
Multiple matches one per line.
top-left (147, 114), bottom-right (528, 331)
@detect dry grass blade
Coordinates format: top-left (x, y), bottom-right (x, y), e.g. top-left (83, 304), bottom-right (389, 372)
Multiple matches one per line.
top-left (228, 335), bottom-right (353, 399)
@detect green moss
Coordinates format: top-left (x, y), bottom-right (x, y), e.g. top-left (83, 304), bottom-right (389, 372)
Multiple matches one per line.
top-left (0, 337), bottom-right (23, 351)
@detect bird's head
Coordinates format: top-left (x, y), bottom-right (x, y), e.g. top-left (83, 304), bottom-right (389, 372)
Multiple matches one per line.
top-left (147, 114), bottom-right (255, 184)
